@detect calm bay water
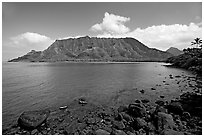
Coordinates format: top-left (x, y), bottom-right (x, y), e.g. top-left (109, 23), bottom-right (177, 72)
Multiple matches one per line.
top-left (2, 62), bottom-right (193, 128)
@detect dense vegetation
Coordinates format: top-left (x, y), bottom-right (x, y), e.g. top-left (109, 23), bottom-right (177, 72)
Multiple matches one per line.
top-left (166, 38), bottom-right (202, 75)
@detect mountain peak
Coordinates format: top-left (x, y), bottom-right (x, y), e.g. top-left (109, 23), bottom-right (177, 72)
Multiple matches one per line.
top-left (166, 47), bottom-right (183, 56)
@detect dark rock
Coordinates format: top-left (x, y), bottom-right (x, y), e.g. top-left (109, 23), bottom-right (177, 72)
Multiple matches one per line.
top-left (175, 75), bottom-right (181, 78)
top-left (117, 105), bottom-right (128, 113)
top-left (112, 120), bottom-right (125, 130)
top-left (167, 102), bottom-right (183, 115)
top-left (95, 129), bottom-right (110, 135)
top-left (141, 99), bottom-right (150, 103)
top-left (139, 89), bottom-right (145, 94)
top-left (18, 109), bottom-right (50, 129)
top-left (128, 103), bottom-right (146, 117)
top-left (151, 87), bottom-right (156, 90)
top-left (155, 100), bottom-right (165, 106)
top-left (160, 95), bottom-right (165, 98)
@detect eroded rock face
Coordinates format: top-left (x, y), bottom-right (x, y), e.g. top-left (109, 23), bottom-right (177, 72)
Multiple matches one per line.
top-left (18, 109), bottom-right (50, 129)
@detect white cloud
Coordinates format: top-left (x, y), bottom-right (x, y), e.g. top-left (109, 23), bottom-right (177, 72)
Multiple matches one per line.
top-left (91, 12), bottom-right (202, 51)
top-left (9, 32), bottom-right (54, 51)
top-left (3, 32), bottom-right (54, 61)
top-left (91, 12), bottom-right (130, 35)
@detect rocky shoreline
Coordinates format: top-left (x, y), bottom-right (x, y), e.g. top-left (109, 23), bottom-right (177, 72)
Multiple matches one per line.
top-left (2, 74), bottom-right (202, 135)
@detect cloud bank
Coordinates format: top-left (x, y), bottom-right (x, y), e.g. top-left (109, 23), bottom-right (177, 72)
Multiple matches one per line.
top-left (91, 12), bottom-right (202, 51)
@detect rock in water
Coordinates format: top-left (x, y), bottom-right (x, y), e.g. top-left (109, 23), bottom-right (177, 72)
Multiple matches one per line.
top-left (59, 106), bottom-right (68, 110)
top-left (18, 110), bottom-right (50, 129)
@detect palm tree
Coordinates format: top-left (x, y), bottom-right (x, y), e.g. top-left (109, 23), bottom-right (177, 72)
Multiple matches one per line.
top-left (191, 38), bottom-right (202, 48)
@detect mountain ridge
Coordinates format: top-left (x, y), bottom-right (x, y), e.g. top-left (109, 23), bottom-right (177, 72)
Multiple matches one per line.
top-left (8, 36), bottom-right (173, 62)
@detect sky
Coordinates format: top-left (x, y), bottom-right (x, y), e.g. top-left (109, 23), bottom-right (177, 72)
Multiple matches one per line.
top-left (2, 2), bottom-right (202, 61)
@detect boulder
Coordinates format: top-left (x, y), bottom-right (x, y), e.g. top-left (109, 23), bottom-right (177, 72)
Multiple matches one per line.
top-left (95, 129), bottom-right (110, 135)
top-left (128, 103), bottom-right (146, 117)
top-left (141, 99), bottom-right (150, 103)
top-left (18, 109), bottom-right (50, 129)
top-left (155, 112), bottom-right (176, 133)
top-left (167, 102), bottom-right (183, 115)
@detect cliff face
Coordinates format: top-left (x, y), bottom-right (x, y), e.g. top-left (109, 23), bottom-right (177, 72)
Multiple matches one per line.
top-left (9, 36), bottom-right (173, 62)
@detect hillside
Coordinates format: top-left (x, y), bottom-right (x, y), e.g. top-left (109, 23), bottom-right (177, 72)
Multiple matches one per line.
top-left (166, 48), bottom-right (202, 75)
top-left (166, 47), bottom-right (183, 56)
top-left (9, 36), bottom-right (173, 62)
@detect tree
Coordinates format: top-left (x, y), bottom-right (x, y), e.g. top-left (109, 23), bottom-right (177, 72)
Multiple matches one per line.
top-left (191, 38), bottom-right (202, 48)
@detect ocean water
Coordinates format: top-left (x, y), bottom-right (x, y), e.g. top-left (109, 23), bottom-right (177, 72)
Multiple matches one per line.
top-left (2, 62), bottom-right (193, 129)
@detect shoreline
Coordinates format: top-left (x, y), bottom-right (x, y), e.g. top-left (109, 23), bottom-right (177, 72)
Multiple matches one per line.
top-left (2, 72), bottom-right (202, 135)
